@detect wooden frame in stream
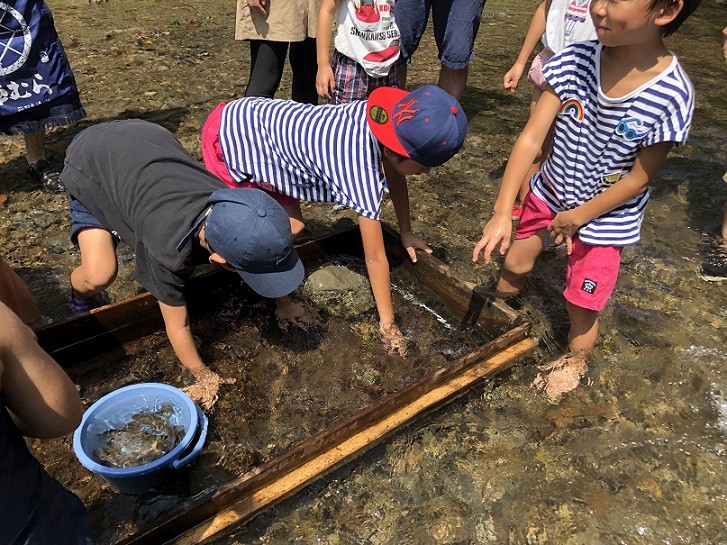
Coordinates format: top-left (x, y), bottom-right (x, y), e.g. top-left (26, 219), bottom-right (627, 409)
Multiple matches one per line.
top-left (32, 225), bottom-right (536, 545)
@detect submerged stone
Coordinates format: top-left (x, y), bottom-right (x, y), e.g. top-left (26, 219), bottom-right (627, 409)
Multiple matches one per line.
top-left (303, 265), bottom-right (375, 318)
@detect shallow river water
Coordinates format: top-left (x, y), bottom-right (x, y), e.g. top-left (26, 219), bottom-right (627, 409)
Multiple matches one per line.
top-left (2, 0), bottom-right (726, 544)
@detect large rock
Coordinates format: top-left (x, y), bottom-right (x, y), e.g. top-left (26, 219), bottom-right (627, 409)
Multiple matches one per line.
top-left (303, 265), bottom-right (375, 318)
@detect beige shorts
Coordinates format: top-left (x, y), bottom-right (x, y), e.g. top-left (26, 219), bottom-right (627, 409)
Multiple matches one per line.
top-left (235, 0), bottom-right (320, 41)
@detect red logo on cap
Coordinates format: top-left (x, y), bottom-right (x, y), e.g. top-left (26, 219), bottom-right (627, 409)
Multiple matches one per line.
top-left (393, 98), bottom-right (418, 126)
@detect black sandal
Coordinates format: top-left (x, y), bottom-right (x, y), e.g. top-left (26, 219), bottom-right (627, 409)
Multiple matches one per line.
top-left (27, 160), bottom-right (65, 193)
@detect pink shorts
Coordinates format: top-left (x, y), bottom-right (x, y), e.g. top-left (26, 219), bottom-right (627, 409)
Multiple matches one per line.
top-left (201, 103), bottom-right (298, 208)
top-left (515, 192), bottom-right (622, 311)
top-left (527, 48), bottom-right (554, 92)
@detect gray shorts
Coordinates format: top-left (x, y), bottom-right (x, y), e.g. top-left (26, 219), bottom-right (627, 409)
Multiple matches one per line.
top-left (69, 196), bottom-right (118, 246)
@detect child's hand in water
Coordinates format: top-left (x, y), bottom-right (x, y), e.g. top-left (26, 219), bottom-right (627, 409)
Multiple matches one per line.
top-left (380, 320), bottom-right (408, 357)
top-left (182, 367), bottom-right (236, 412)
top-left (275, 296), bottom-right (322, 330)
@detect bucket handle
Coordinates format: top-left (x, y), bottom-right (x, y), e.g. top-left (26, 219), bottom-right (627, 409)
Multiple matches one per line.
top-left (171, 405), bottom-right (209, 470)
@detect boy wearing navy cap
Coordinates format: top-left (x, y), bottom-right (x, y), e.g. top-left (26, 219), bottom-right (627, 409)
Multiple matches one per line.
top-left (201, 84), bottom-right (467, 356)
top-left (60, 120), bottom-right (309, 410)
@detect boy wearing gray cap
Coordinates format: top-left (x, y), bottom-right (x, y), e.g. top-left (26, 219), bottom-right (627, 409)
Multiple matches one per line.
top-left (60, 120), bottom-right (309, 410)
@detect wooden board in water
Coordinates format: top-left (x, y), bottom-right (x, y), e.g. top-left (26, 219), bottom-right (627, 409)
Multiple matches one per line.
top-left (35, 225), bottom-right (533, 545)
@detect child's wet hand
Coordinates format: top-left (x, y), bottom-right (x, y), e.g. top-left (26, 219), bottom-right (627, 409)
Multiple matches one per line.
top-left (547, 211), bottom-right (580, 249)
top-left (379, 321), bottom-right (408, 357)
top-left (400, 231), bottom-right (432, 263)
top-left (275, 297), bottom-right (322, 330)
top-left (472, 215), bottom-right (512, 264)
top-left (182, 367), bottom-right (236, 412)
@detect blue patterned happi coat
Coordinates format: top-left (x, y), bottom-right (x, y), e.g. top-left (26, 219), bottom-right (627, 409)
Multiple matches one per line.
top-left (0, 0), bottom-right (84, 133)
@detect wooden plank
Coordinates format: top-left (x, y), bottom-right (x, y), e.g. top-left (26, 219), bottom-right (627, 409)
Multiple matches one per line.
top-left (114, 324), bottom-right (532, 545)
top-left (165, 338), bottom-right (537, 545)
top-left (380, 226), bottom-right (522, 332)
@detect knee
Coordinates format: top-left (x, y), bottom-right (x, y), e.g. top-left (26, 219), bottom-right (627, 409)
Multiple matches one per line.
top-left (289, 218), bottom-right (306, 240)
top-left (566, 301), bottom-right (598, 325)
top-left (503, 251), bottom-right (534, 277)
top-left (76, 262), bottom-right (117, 292)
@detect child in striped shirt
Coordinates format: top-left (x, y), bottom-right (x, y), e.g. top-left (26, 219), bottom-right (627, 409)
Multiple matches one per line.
top-left (473, 0), bottom-right (700, 394)
top-left (202, 84), bottom-right (467, 356)
top-left (503, 0), bottom-right (597, 218)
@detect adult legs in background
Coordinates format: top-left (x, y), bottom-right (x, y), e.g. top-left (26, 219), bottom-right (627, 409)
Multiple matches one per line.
top-left (23, 130), bottom-right (48, 165)
top-left (289, 37), bottom-right (318, 104)
top-left (245, 39), bottom-right (318, 103)
top-left (396, 0), bottom-right (485, 101)
top-left (245, 40), bottom-right (288, 98)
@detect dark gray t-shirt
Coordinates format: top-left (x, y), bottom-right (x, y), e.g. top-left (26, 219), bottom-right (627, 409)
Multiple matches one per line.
top-left (61, 120), bottom-right (226, 306)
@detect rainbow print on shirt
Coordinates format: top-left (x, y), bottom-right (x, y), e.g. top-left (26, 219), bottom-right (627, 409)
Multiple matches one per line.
top-left (559, 98), bottom-right (584, 121)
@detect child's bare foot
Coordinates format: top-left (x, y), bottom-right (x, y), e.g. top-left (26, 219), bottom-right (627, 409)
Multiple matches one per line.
top-left (275, 297), bottom-right (322, 330)
top-left (182, 367), bottom-right (236, 412)
top-left (532, 351), bottom-right (588, 396)
top-left (380, 321), bottom-right (408, 357)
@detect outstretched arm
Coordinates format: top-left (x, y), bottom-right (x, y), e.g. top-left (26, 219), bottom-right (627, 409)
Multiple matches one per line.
top-left (159, 301), bottom-right (234, 410)
top-left (0, 303), bottom-right (83, 438)
top-left (358, 216), bottom-right (407, 356)
top-left (384, 161), bottom-right (432, 263)
top-left (503, 1), bottom-right (547, 92)
top-left (473, 86), bottom-right (561, 264)
top-left (547, 142), bottom-right (674, 251)
top-left (316, 0), bottom-right (339, 99)
top-left (159, 301), bottom-right (206, 372)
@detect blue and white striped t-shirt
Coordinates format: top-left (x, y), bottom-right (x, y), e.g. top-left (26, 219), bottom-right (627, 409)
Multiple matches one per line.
top-left (218, 98), bottom-right (386, 220)
top-left (532, 40), bottom-right (694, 246)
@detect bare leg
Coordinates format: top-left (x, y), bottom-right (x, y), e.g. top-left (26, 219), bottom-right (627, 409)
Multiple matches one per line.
top-left (533, 302), bottom-right (598, 395)
top-left (438, 65), bottom-right (468, 101)
top-left (721, 200), bottom-right (727, 241)
top-left (24, 129), bottom-right (64, 192)
top-left (283, 202), bottom-right (305, 239)
top-left (566, 301), bottom-right (599, 353)
top-left (495, 230), bottom-right (548, 299)
top-left (70, 228), bottom-right (118, 300)
top-left (396, 64), bottom-right (408, 90)
top-left (23, 130), bottom-right (47, 165)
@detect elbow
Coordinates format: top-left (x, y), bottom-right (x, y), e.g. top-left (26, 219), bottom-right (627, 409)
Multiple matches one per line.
top-left (364, 249), bottom-right (388, 270)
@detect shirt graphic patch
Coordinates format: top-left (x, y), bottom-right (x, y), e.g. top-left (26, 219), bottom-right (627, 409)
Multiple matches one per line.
top-left (602, 171), bottom-right (626, 185)
top-left (559, 98), bottom-right (584, 121)
top-left (581, 278), bottom-right (598, 294)
top-left (564, 0), bottom-right (590, 38)
top-left (616, 117), bottom-right (648, 141)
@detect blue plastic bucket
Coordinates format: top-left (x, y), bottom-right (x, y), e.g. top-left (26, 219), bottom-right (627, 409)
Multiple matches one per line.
top-left (73, 383), bottom-right (208, 494)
